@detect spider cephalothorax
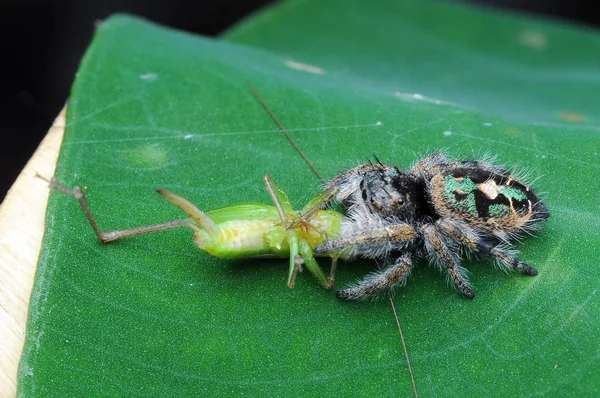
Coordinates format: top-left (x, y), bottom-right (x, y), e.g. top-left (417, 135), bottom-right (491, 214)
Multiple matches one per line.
top-left (316, 153), bottom-right (549, 300)
top-left (328, 163), bottom-right (425, 223)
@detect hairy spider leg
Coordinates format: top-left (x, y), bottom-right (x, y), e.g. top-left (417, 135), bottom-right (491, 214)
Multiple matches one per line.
top-left (435, 218), bottom-right (538, 275)
top-left (315, 223), bottom-right (416, 256)
top-left (487, 245), bottom-right (538, 275)
top-left (263, 175), bottom-right (333, 288)
top-left (422, 224), bottom-right (474, 298)
top-left (37, 174), bottom-right (191, 243)
top-left (336, 255), bottom-right (413, 300)
top-left (313, 221), bottom-right (416, 297)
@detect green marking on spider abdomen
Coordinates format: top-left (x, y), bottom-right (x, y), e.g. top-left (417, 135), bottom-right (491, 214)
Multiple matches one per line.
top-left (499, 185), bottom-right (527, 201)
top-left (442, 173), bottom-right (531, 219)
top-left (442, 175), bottom-right (479, 216)
top-left (488, 203), bottom-right (510, 218)
top-left (443, 175), bottom-right (478, 194)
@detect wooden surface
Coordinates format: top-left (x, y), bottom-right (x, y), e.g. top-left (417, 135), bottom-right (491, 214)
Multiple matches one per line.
top-left (0, 107), bottom-right (66, 398)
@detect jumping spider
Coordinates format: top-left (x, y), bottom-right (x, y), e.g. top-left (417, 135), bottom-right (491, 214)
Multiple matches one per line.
top-left (315, 152), bottom-right (549, 300)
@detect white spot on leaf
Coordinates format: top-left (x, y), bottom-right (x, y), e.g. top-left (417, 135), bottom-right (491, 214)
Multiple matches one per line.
top-left (395, 92), bottom-right (457, 106)
top-left (518, 29), bottom-right (548, 50)
top-left (284, 60), bottom-right (325, 74)
top-left (140, 73), bottom-right (158, 81)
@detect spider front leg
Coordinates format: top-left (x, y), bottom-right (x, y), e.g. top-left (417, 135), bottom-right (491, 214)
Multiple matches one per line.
top-left (314, 222), bottom-right (416, 258)
top-left (435, 218), bottom-right (538, 275)
top-left (336, 255), bottom-right (413, 300)
top-left (314, 221), bottom-right (416, 299)
top-left (421, 224), bottom-right (474, 298)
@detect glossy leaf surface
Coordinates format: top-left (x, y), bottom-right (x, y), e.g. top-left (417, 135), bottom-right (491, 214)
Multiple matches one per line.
top-left (20, 1), bottom-right (600, 395)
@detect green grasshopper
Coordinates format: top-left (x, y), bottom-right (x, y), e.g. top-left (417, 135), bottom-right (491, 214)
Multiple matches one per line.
top-left (38, 174), bottom-right (345, 289)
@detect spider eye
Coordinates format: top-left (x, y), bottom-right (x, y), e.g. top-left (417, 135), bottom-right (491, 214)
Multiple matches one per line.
top-left (393, 194), bottom-right (407, 207)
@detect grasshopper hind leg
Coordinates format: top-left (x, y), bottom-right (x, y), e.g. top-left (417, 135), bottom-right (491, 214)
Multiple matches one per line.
top-left (37, 174), bottom-right (191, 243)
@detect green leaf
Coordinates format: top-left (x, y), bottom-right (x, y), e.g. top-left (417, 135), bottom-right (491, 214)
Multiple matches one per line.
top-left (20, 1), bottom-right (600, 395)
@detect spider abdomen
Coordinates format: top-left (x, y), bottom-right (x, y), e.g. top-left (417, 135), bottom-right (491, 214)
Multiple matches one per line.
top-left (429, 168), bottom-right (547, 237)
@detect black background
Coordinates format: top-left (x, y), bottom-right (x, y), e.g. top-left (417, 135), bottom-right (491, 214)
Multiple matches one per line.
top-left (0, 0), bottom-right (597, 200)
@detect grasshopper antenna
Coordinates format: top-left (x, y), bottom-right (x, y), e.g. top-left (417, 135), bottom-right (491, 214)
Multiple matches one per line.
top-left (247, 82), bottom-right (418, 398)
top-left (389, 291), bottom-right (418, 398)
top-left (246, 81), bottom-right (325, 184)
